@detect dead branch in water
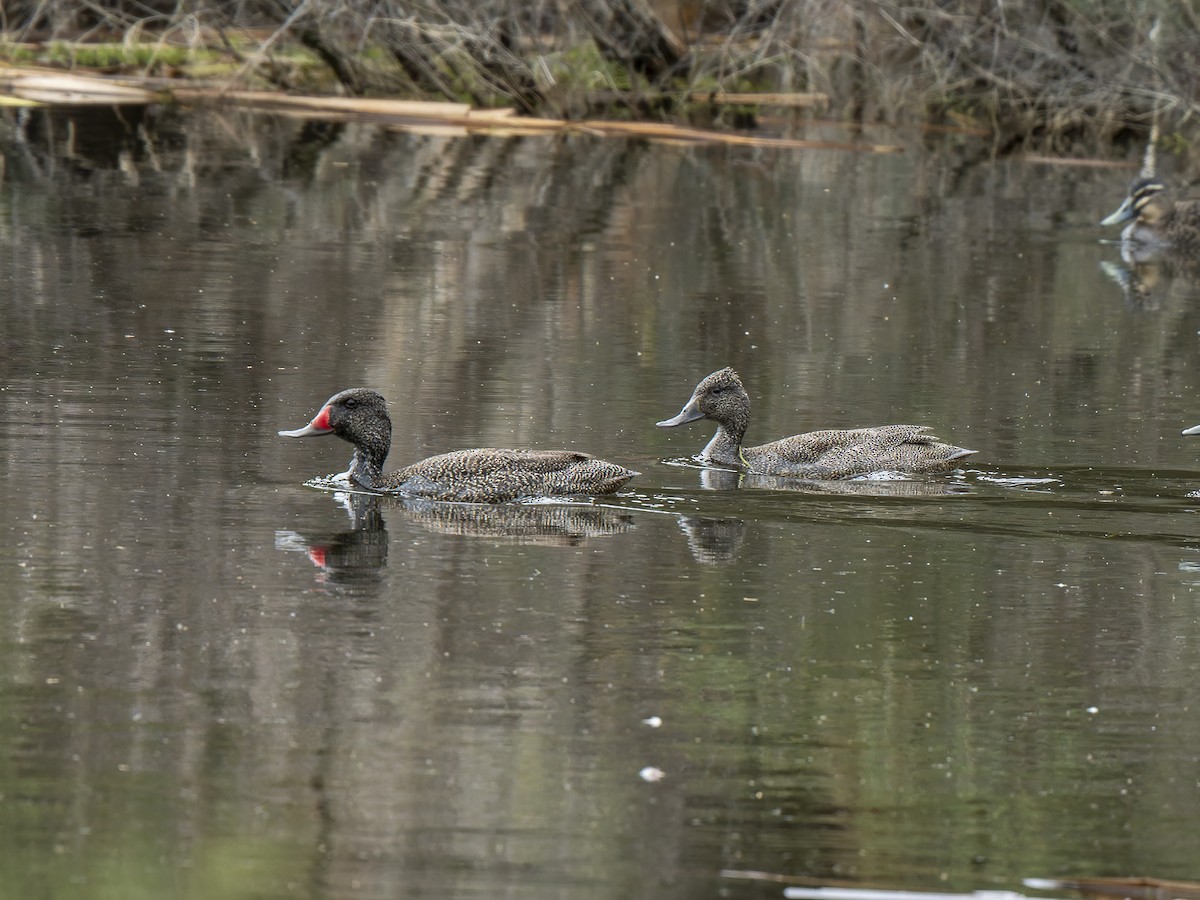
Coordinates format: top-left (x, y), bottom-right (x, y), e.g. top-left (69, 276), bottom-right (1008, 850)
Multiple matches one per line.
top-left (0, 68), bottom-right (896, 152)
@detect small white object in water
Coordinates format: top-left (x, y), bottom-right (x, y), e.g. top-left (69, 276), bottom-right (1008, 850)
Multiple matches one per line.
top-left (638, 766), bottom-right (665, 782)
top-left (975, 474), bottom-right (1062, 489)
top-left (1087, 706), bottom-right (1099, 714)
top-left (642, 716), bottom-right (662, 728)
top-left (783, 889), bottom-right (1035, 900)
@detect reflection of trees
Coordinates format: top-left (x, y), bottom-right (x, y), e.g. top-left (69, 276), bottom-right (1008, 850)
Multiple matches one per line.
top-left (10, 104), bottom-right (1200, 474)
top-left (5, 107), bottom-right (1200, 893)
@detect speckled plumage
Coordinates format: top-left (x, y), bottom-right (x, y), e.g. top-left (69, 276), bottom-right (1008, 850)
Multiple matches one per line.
top-left (1101, 178), bottom-right (1200, 253)
top-left (280, 388), bottom-right (638, 503)
top-left (656, 367), bottom-right (976, 479)
top-left (395, 500), bottom-right (633, 542)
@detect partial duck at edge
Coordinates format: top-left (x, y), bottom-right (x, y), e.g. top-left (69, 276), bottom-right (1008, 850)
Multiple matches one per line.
top-left (657, 367), bottom-right (976, 479)
top-left (280, 388), bottom-right (638, 503)
top-left (1101, 177), bottom-right (1200, 253)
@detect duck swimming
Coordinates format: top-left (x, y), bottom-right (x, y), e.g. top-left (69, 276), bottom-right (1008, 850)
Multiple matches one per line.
top-left (1101, 178), bottom-right (1200, 252)
top-left (656, 367), bottom-right (976, 479)
top-left (280, 388), bottom-right (638, 503)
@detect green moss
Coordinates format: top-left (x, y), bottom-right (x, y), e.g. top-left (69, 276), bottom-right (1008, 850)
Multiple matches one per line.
top-left (1159, 131), bottom-right (1190, 156)
top-left (540, 42), bottom-right (636, 93)
top-left (0, 38), bottom-right (330, 88)
top-left (43, 41), bottom-right (183, 68)
top-left (0, 41), bottom-right (37, 65)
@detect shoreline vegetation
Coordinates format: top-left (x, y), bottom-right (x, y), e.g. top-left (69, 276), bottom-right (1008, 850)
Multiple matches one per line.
top-left (1, 0), bottom-right (1197, 156)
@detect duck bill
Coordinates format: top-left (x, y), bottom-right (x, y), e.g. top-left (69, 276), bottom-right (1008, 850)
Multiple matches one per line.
top-left (278, 405), bottom-right (334, 438)
top-left (1183, 424), bottom-right (1200, 436)
top-left (657, 398), bottom-right (705, 428)
top-left (1100, 196), bottom-right (1135, 227)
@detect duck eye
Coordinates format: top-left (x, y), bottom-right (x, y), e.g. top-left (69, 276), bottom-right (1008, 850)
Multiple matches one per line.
top-left (344, 398), bottom-right (357, 409)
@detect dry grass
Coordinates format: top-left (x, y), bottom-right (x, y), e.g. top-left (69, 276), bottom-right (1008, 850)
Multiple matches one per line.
top-left (2, 0), bottom-right (1197, 150)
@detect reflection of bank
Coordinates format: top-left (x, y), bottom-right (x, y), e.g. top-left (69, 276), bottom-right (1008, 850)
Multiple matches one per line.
top-left (276, 492), bottom-right (636, 581)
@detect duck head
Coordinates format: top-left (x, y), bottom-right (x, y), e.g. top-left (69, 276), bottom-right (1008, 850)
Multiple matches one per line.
top-left (279, 388), bottom-right (392, 489)
top-left (1102, 177), bottom-right (1169, 229)
top-left (657, 367), bottom-right (751, 466)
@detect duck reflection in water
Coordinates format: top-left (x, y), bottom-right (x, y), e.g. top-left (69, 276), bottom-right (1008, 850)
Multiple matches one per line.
top-left (277, 488), bottom-right (635, 577)
top-left (275, 492), bottom-right (389, 587)
top-left (1100, 254), bottom-right (1200, 310)
top-left (690, 463), bottom-right (972, 496)
top-left (676, 516), bottom-right (747, 565)
top-left (388, 496), bottom-right (635, 545)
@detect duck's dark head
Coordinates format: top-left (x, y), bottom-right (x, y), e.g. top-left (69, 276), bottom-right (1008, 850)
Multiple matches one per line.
top-left (1102, 177), bottom-right (1169, 228)
top-left (656, 367), bottom-right (751, 439)
top-left (279, 388), bottom-right (392, 489)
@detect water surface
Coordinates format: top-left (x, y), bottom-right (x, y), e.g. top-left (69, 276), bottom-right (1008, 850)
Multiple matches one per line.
top-left (3, 105), bottom-right (1200, 899)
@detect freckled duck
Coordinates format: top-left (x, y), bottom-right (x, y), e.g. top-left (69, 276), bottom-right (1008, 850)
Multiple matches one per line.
top-left (656, 367), bottom-right (976, 478)
top-left (280, 388), bottom-right (638, 503)
top-left (1101, 178), bottom-right (1200, 252)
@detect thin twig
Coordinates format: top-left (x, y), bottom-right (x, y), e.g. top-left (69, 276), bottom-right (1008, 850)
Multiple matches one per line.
top-left (220, 0), bottom-right (313, 94)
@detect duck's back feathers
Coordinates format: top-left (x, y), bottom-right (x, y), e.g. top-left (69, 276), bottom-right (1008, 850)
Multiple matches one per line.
top-left (382, 448), bottom-right (638, 503)
top-left (1166, 199), bottom-right (1200, 254)
top-left (747, 426), bottom-right (975, 479)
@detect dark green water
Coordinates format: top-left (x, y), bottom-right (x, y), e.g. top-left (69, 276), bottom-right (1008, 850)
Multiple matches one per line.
top-left (2, 105), bottom-right (1199, 899)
